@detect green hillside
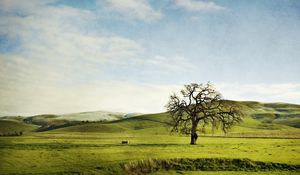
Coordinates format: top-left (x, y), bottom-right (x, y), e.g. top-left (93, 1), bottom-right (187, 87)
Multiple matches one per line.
top-left (51, 101), bottom-right (300, 138)
top-left (239, 101), bottom-right (300, 128)
top-left (0, 119), bottom-right (38, 135)
top-left (21, 111), bottom-right (126, 132)
top-left (0, 101), bottom-right (300, 174)
top-left (54, 112), bottom-right (171, 134)
top-left (1, 101), bottom-right (300, 138)
top-left (59, 111), bottom-right (126, 121)
top-left (24, 111), bottom-right (125, 123)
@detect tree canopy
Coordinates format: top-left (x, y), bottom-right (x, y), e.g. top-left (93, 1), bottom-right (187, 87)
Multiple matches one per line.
top-left (166, 82), bottom-right (243, 144)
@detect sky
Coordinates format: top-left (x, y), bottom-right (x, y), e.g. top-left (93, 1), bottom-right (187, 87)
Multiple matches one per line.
top-left (0, 0), bottom-right (300, 116)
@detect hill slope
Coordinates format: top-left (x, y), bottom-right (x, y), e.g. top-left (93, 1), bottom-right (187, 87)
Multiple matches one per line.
top-left (52, 101), bottom-right (300, 138)
top-left (22, 111), bottom-right (127, 131)
top-left (0, 119), bottom-right (38, 135)
top-left (235, 101), bottom-right (300, 128)
top-left (0, 111), bottom-right (128, 133)
top-left (54, 112), bottom-right (170, 134)
top-left (1, 101), bottom-right (300, 138)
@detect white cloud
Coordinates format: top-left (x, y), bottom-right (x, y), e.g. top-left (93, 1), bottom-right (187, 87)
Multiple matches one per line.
top-left (101, 0), bottom-right (162, 22)
top-left (0, 0), bottom-right (55, 13)
top-left (217, 83), bottom-right (300, 104)
top-left (2, 1), bottom-right (298, 117)
top-left (0, 1), bottom-right (144, 74)
top-left (139, 55), bottom-right (195, 71)
top-left (0, 1), bottom-right (194, 116)
top-left (175, 0), bottom-right (226, 11)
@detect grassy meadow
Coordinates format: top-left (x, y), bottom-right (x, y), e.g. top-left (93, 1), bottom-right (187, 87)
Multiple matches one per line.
top-left (0, 101), bottom-right (300, 174)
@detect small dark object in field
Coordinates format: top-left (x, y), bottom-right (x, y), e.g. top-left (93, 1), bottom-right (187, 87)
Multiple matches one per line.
top-left (121, 140), bottom-right (129, 144)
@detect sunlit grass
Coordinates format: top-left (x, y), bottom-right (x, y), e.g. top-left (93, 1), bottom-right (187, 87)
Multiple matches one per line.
top-left (0, 101), bottom-right (299, 174)
top-left (1, 132), bottom-right (299, 174)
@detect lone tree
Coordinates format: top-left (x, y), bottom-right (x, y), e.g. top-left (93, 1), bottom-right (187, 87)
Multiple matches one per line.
top-left (166, 82), bottom-right (242, 145)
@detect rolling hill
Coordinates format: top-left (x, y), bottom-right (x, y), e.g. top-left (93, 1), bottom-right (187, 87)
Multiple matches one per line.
top-left (49, 101), bottom-right (300, 138)
top-left (0, 119), bottom-right (38, 135)
top-left (1, 101), bottom-right (300, 175)
top-left (0, 111), bottom-right (129, 133)
top-left (22, 111), bottom-right (127, 131)
top-left (1, 101), bottom-right (300, 138)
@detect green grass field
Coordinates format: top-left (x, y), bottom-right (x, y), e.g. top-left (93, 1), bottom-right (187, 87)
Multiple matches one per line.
top-left (151, 171), bottom-right (299, 175)
top-left (0, 101), bottom-right (300, 174)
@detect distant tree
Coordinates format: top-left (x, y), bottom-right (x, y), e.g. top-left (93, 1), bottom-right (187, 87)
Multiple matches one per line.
top-left (166, 82), bottom-right (243, 145)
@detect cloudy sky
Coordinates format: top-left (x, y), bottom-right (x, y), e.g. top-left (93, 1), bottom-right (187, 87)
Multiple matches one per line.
top-left (0, 0), bottom-right (300, 116)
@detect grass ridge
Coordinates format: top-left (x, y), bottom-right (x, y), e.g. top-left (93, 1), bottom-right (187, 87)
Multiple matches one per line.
top-left (122, 158), bottom-right (300, 174)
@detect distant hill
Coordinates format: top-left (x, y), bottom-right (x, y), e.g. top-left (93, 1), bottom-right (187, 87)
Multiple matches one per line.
top-left (22, 111), bottom-right (128, 131)
top-left (51, 101), bottom-right (300, 138)
top-left (0, 111), bottom-right (130, 132)
top-left (0, 119), bottom-right (38, 135)
top-left (235, 101), bottom-right (300, 128)
top-left (0, 101), bottom-right (300, 138)
top-left (59, 111), bottom-right (126, 121)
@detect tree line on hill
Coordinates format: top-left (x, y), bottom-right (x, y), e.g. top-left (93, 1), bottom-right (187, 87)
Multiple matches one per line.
top-left (0, 131), bottom-right (23, 137)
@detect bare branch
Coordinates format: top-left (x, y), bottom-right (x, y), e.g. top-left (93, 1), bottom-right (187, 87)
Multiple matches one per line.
top-left (166, 82), bottom-right (243, 144)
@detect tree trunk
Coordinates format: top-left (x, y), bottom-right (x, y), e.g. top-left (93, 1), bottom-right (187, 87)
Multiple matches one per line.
top-left (190, 121), bottom-right (198, 145)
top-left (190, 133), bottom-right (196, 145)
